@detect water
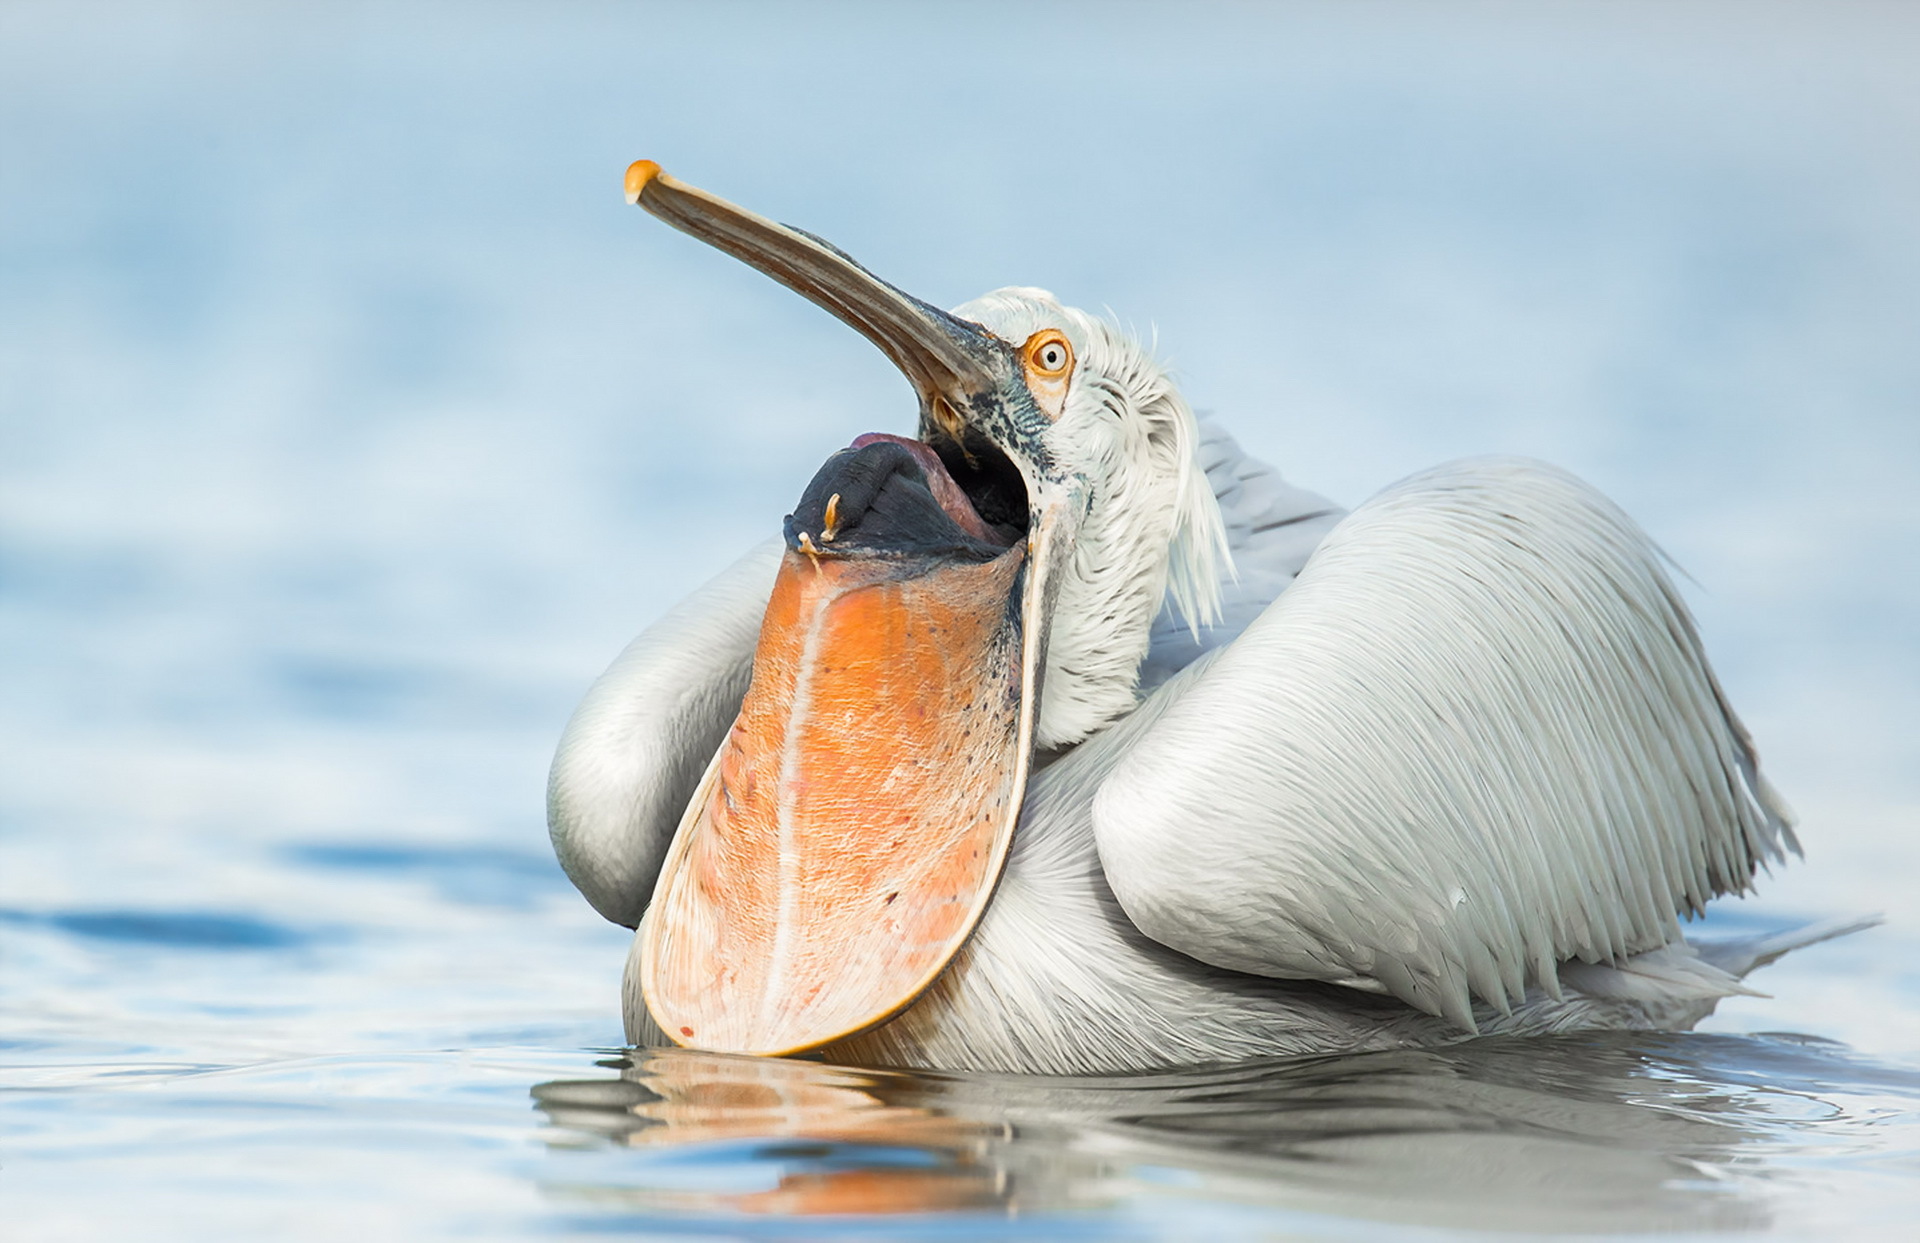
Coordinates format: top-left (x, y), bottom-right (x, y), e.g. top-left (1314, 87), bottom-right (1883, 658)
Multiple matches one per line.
top-left (4, 3), bottom-right (1919, 1237)
top-left (10, 1035), bottom-right (1920, 1238)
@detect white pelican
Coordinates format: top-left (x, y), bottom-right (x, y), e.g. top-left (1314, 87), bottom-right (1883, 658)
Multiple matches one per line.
top-left (548, 162), bottom-right (1864, 1076)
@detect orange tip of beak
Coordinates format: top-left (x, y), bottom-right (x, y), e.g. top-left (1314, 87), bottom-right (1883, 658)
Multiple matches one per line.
top-left (625, 159), bottom-right (663, 205)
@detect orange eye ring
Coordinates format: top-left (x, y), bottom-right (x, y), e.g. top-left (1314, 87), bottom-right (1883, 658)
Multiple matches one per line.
top-left (1022, 330), bottom-right (1074, 379)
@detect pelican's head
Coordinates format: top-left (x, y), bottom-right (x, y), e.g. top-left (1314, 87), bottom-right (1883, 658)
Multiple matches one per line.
top-left (941, 286), bottom-right (1229, 747)
top-left (624, 163), bottom-right (1226, 1055)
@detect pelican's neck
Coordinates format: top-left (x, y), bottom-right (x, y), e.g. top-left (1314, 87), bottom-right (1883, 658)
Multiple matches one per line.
top-left (1032, 507), bottom-right (1175, 748)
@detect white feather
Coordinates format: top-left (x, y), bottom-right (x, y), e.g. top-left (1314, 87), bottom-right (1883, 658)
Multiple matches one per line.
top-left (1093, 457), bottom-right (1799, 1032)
top-left (1560, 943), bottom-right (1761, 1004)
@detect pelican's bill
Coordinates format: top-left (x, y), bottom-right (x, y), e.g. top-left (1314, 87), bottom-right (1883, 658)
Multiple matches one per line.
top-left (624, 163), bottom-right (1073, 1055)
top-left (641, 540), bottom-right (1030, 1055)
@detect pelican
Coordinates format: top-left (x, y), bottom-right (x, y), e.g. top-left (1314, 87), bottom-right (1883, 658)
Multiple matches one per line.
top-left (548, 162), bottom-right (1865, 1076)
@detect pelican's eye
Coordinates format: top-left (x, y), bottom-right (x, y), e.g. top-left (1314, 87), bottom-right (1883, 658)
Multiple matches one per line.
top-left (1020, 330), bottom-right (1074, 420)
top-left (1024, 332), bottom-right (1072, 377)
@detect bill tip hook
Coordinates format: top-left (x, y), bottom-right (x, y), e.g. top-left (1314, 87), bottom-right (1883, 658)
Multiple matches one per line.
top-left (625, 159), bottom-right (663, 205)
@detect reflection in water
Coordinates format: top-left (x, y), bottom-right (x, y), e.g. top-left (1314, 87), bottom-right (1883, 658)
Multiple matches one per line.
top-left (537, 1053), bottom-right (1013, 1217)
top-left (533, 1033), bottom-right (1920, 1235)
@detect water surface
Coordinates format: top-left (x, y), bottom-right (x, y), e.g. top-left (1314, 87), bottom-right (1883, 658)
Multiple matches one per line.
top-left (3, 3), bottom-right (1918, 1237)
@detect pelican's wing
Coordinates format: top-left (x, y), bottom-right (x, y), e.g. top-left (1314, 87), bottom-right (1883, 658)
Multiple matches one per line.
top-left (1094, 458), bottom-right (1799, 1031)
top-left (1140, 418), bottom-right (1346, 690)
top-left (548, 538), bottom-right (781, 927)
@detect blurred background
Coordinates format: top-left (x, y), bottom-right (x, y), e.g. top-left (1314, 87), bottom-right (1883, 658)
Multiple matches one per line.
top-left (3, 0), bottom-right (1917, 1084)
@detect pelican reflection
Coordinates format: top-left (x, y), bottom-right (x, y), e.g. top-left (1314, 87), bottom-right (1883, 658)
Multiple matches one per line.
top-left (529, 1032), bottom-right (1920, 1232)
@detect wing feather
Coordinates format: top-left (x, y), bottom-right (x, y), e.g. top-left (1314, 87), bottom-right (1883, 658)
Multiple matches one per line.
top-left (1141, 418), bottom-right (1345, 690)
top-left (1094, 457), bottom-right (1797, 1030)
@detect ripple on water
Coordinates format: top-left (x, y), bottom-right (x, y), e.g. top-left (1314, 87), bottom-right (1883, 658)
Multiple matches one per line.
top-left (0, 908), bottom-right (311, 950)
top-left (9, 1031), bottom-right (1917, 1238)
top-left (523, 1033), bottom-right (1920, 1238)
top-left (285, 842), bottom-right (571, 908)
